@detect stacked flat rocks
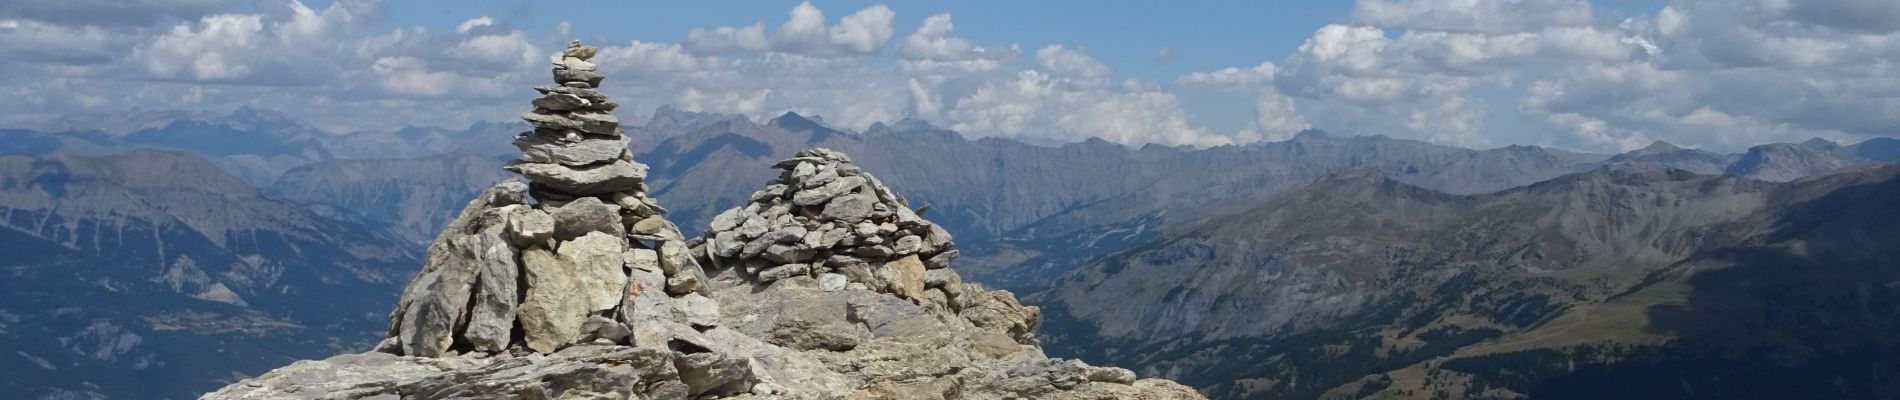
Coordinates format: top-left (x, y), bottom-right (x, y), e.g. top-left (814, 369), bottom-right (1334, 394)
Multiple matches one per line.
top-left (504, 40), bottom-right (644, 204)
top-left (698, 148), bottom-right (971, 305)
top-left (380, 40), bottom-right (718, 364)
top-left (211, 144), bottom-right (1207, 400)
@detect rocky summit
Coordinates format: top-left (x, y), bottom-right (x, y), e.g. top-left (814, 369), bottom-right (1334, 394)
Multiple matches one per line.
top-left (203, 41), bottom-right (1201, 400)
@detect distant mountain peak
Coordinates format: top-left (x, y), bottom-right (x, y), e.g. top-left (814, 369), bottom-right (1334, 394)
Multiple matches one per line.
top-left (768, 111), bottom-right (834, 133)
top-left (1638, 140), bottom-right (1683, 154)
top-left (864, 116), bottom-right (938, 136)
top-left (1801, 137), bottom-right (1841, 151)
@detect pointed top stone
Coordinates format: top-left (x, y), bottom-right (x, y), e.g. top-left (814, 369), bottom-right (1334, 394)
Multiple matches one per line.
top-left (563, 40), bottom-right (597, 61)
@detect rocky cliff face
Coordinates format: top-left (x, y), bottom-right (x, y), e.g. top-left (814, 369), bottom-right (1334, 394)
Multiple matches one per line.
top-left (205, 41), bottom-right (1201, 400)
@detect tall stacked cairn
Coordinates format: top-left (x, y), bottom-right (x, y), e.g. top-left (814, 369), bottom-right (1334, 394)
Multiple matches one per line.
top-left (379, 40), bottom-right (712, 357)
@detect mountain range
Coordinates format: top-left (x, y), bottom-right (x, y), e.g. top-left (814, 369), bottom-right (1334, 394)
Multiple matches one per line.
top-left (2, 107), bottom-right (1897, 399)
top-left (0, 149), bottom-right (416, 399)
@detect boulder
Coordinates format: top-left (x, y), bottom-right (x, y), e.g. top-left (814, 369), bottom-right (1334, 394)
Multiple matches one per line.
top-left (883, 255), bottom-right (928, 302)
top-left (518, 248), bottom-right (586, 353)
top-left (559, 231), bottom-right (628, 313)
top-left (792, 176), bottom-right (863, 206)
top-left (549, 197), bottom-right (623, 241)
top-left (464, 223), bottom-right (520, 352)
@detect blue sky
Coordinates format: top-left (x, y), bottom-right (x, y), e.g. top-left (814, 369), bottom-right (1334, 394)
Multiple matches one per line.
top-left (377, 1), bottom-right (1359, 79)
top-left (2, 0), bottom-right (1895, 153)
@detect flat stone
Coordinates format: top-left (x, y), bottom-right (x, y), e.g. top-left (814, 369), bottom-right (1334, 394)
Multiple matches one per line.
top-left (892, 235), bottom-right (923, 255)
top-left (800, 164), bottom-right (838, 188)
top-left (741, 230), bottom-right (801, 259)
top-left (531, 93), bottom-right (591, 111)
top-left (760, 244), bottom-right (815, 264)
top-left (554, 67), bottom-right (604, 87)
top-left (852, 245), bottom-right (895, 259)
top-left (822, 191), bottom-right (877, 223)
top-left (567, 111), bottom-right (621, 135)
top-left (514, 131), bottom-right (629, 166)
top-left (925, 249), bottom-right (959, 269)
top-left (505, 158), bottom-right (646, 196)
top-left (758, 263), bottom-right (810, 282)
top-left (626, 248), bottom-right (660, 273)
top-left (793, 176), bottom-right (864, 206)
top-left (520, 111), bottom-right (586, 132)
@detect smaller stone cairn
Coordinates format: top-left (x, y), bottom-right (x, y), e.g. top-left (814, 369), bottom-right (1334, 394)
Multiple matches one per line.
top-left (381, 40), bottom-right (714, 360)
top-left (698, 148), bottom-right (967, 308)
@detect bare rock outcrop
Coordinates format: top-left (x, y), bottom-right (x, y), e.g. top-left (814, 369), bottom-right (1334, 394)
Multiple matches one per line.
top-left (377, 40), bottom-right (709, 358)
top-left (203, 41), bottom-right (1202, 400)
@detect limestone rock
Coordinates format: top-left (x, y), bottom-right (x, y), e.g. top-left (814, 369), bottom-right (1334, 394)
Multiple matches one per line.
top-left (518, 248), bottom-right (585, 353)
top-left (821, 191), bottom-right (876, 223)
top-left (550, 196), bottom-right (622, 241)
top-left (675, 293), bottom-right (721, 328)
top-left (562, 40), bottom-right (597, 60)
top-left (216, 65), bottom-right (1203, 400)
top-left (884, 255), bottom-right (928, 302)
top-left (758, 263), bottom-right (810, 283)
top-left (530, 93), bottom-right (590, 111)
top-left (675, 352), bottom-right (752, 397)
top-left (559, 231), bottom-right (628, 313)
top-left (513, 131), bottom-right (628, 166)
top-left (501, 205), bottom-right (554, 248)
top-left (464, 223), bottom-right (520, 352)
top-left (388, 183), bottom-right (518, 357)
top-left (504, 158), bottom-right (645, 196)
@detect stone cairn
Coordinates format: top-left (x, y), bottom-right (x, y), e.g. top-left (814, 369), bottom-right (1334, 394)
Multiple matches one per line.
top-left (698, 148), bottom-right (977, 314)
top-left (380, 40), bottom-right (712, 357)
